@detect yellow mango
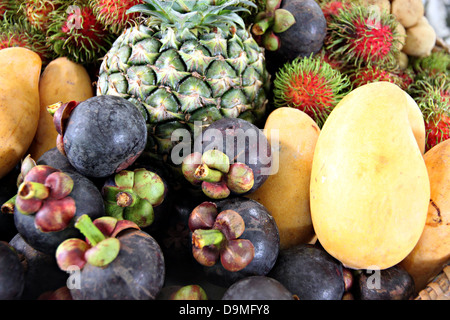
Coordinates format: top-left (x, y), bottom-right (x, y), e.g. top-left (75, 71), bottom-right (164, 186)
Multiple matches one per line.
top-left (310, 82), bottom-right (430, 270)
top-left (400, 139), bottom-right (450, 293)
top-left (247, 107), bottom-right (319, 249)
top-left (0, 47), bottom-right (42, 179)
top-left (28, 57), bottom-right (94, 160)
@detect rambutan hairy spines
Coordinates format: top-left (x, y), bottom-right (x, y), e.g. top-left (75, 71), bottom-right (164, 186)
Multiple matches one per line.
top-left (273, 54), bottom-right (352, 127)
top-left (411, 50), bottom-right (450, 79)
top-left (89, 0), bottom-right (144, 34)
top-left (19, 0), bottom-right (67, 33)
top-left (325, 4), bottom-right (400, 69)
top-left (347, 64), bottom-right (411, 90)
top-left (409, 74), bottom-right (450, 151)
top-left (319, 0), bottom-right (355, 21)
top-left (0, 15), bottom-right (53, 63)
top-left (46, 2), bottom-right (115, 64)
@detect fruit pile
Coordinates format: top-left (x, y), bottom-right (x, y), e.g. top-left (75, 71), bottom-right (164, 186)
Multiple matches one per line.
top-left (0, 0), bottom-right (449, 301)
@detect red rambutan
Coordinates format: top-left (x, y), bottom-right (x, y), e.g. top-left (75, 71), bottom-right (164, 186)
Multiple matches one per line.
top-left (348, 65), bottom-right (413, 90)
top-left (319, 0), bottom-right (353, 21)
top-left (409, 74), bottom-right (450, 151)
top-left (0, 16), bottom-right (53, 63)
top-left (0, 0), bottom-right (18, 18)
top-left (19, 0), bottom-right (67, 33)
top-left (89, 0), bottom-right (144, 34)
top-left (46, 2), bottom-right (115, 64)
top-left (273, 54), bottom-right (352, 127)
top-left (325, 4), bottom-right (400, 68)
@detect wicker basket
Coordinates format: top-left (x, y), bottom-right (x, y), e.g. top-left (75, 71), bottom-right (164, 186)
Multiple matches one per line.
top-left (415, 264), bottom-right (450, 300)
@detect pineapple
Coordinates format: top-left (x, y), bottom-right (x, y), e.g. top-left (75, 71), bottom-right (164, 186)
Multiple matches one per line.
top-left (96, 0), bottom-right (271, 161)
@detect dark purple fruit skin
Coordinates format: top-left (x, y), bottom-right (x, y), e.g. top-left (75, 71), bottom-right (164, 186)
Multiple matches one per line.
top-left (195, 118), bottom-right (272, 194)
top-left (266, 0), bottom-right (327, 74)
top-left (354, 265), bottom-right (416, 300)
top-left (9, 234), bottom-right (68, 300)
top-left (14, 170), bottom-right (105, 255)
top-left (222, 276), bottom-right (294, 300)
top-left (268, 243), bottom-right (345, 300)
top-left (0, 167), bottom-right (19, 242)
top-left (37, 147), bottom-right (77, 173)
top-left (70, 229), bottom-right (165, 300)
top-left (0, 241), bottom-right (25, 300)
top-left (62, 95), bottom-right (147, 178)
top-left (202, 197), bottom-right (280, 287)
top-left (37, 147), bottom-right (106, 190)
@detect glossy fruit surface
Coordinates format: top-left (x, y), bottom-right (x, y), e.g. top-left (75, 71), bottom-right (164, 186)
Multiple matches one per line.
top-left (222, 276), bottom-right (294, 300)
top-left (269, 243), bottom-right (345, 300)
top-left (59, 95), bottom-right (147, 178)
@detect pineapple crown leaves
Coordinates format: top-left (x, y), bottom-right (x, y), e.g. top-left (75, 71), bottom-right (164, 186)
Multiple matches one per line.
top-left (127, 0), bottom-right (255, 33)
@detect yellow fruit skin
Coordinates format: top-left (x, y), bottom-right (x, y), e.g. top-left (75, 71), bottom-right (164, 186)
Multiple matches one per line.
top-left (310, 82), bottom-right (430, 270)
top-left (28, 57), bottom-right (94, 160)
top-left (0, 47), bottom-right (42, 179)
top-left (405, 92), bottom-right (426, 154)
top-left (247, 108), bottom-right (320, 249)
top-left (400, 139), bottom-right (450, 293)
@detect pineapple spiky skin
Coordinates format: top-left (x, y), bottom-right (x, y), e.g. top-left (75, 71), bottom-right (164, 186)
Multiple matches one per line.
top-left (96, 0), bottom-right (271, 162)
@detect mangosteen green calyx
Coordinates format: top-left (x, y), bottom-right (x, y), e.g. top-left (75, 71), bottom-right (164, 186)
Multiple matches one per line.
top-left (189, 201), bottom-right (255, 272)
top-left (101, 168), bottom-right (168, 228)
top-left (200, 197), bottom-right (280, 287)
top-left (48, 95), bottom-right (147, 178)
top-left (13, 164), bottom-right (105, 255)
top-left (251, 0), bottom-right (296, 51)
top-left (183, 118), bottom-right (272, 198)
top-left (56, 215), bottom-right (133, 270)
top-left (182, 150), bottom-right (255, 199)
top-left (56, 215), bottom-right (165, 300)
top-left (15, 165), bottom-right (76, 233)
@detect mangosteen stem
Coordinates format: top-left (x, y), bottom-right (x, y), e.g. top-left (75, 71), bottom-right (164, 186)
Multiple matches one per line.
top-left (46, 101), bottom-right (63, 116)
top-left (18, 181), bottom-right (49, 200)
top-left (116, 191), bottom-right (137, 207)
top-left (1, 195), bottom-right (15, 214)
top-left (194, 164), bottom-right (223, 183)
top-left (252, 17), bottom-right (273, 36)
top-left (75, 214), bottom-right (106, 246)
top-left (192, 229), bottom-right (226, 249)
